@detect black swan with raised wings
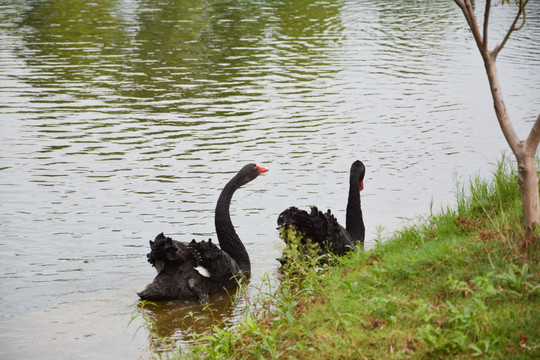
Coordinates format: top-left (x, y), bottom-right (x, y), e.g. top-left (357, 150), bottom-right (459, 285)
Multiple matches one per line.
top-left (277, 160), bottom-right (365, 257)
top-left (138, 163), bottom-right (268, 302)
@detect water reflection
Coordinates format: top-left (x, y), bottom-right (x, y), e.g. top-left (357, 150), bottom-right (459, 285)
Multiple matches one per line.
top-left (1, 0), bottom-right (539, 358)
top-left (13, 0), bottom-right (347, 117)
top-left (140, 291), bottom-right (240, 339)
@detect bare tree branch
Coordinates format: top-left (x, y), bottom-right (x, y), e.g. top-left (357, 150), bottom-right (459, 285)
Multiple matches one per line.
top-left (455, 0), bottom-right (486, 54)
top-left (525, 114), bottom-right (540, 154)
top-left (493, 0), bottom-right (529, 58)
top-left (454, 0), bottom-right (471, 25)
top-left (483, 0), bottom-right (491, 52)
top-left (514, 0), bottom-right (529, 31)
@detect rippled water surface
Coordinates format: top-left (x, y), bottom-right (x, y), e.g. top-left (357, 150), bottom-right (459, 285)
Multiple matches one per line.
top-left (1, 0), bottom-right (539, 358)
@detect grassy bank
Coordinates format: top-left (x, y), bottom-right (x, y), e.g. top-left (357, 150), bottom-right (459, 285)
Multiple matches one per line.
top-left (159, 159), bottom-right (539, 359)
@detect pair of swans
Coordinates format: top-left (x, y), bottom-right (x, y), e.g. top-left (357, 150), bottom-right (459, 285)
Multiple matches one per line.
top-left (138, 161), bottom-right (365, 302)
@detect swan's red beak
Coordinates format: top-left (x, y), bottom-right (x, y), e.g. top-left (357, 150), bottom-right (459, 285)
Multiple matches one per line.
top-left (359, 180), bottom-right (364, 191)
top-left (255, 165), bottom-right (269, 174)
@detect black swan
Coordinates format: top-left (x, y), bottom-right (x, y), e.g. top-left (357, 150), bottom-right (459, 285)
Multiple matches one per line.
top-left (138, 163), bottom-right (268, 303)
top-left (277, 160), bottom-right (365, 257)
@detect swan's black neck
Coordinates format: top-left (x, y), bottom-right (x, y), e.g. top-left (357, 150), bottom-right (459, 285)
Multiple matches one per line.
top-left (345, 176), bottom-right (365, 246)
top-left (215, 173), bottom-right (251, 276)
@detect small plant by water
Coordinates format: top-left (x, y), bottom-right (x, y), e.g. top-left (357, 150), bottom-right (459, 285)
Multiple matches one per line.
top-left (144, 157), bottom-right (539, 359)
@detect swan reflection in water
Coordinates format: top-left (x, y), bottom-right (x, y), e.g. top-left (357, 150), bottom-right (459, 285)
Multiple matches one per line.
top-left (136, 288), bottom-right (246, 350)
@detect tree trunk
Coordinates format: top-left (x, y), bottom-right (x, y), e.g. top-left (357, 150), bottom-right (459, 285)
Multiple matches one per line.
top-left (483, 54), bottom-right (540, 239)
top-left (516, 148), bottom-right (540, 238)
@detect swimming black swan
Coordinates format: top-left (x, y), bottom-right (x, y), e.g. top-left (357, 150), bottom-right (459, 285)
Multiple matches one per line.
top-left (277, 160), bottom-right (365, 257)
top-left (138, 163), bottom-right (268, 303)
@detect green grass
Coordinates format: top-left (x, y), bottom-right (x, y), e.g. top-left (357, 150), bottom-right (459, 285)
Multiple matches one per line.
top-left (148, 157), bottom-right (540, 359)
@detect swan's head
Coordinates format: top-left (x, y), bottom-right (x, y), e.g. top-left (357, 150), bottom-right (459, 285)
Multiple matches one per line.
top-left (350, 160), bottom-right (365, 191)
top-left (235, 163), bottom-right (269, 186)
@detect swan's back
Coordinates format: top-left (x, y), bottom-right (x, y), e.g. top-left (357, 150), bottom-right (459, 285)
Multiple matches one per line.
top-left (187, 238), bottom-right (242, 283)
top-left (146, 232), bottom-right (187, 273)
top-left (138, 233), bottom-right (242, 302)
top-left (277, 206), bottom-right (354, 255)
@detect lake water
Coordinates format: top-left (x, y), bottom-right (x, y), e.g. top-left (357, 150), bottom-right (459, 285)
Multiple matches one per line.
top-left (1, 0), bottom-right (539, 358)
